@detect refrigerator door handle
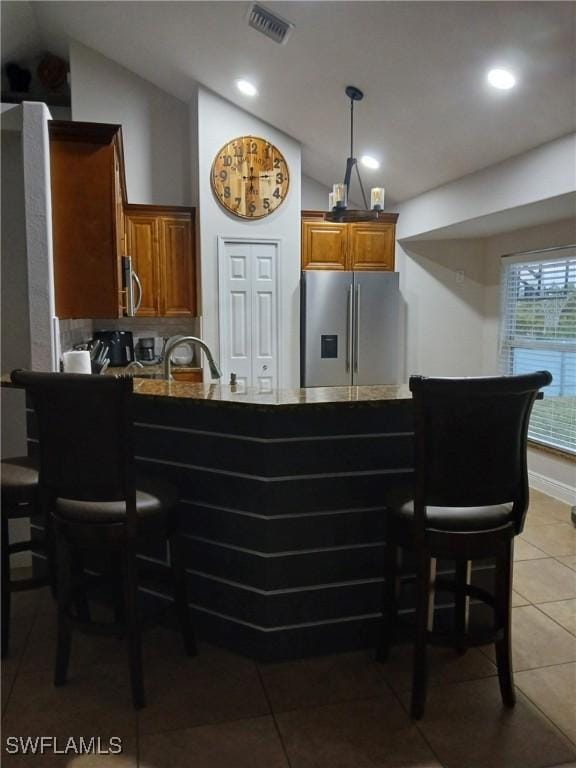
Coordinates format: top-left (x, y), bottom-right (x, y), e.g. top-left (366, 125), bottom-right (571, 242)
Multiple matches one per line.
top-left (354, 284), bottom-right (360, 373)
top-left (346, 285), bottom-right (353, 372)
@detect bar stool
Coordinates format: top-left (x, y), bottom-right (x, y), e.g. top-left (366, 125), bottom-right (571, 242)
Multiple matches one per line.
top-left (11, 370), bottom-right (196, 709)
top-left (1, 456), bottom-right (49, 657)
top-left (378, 371), bottom-right (552, 719)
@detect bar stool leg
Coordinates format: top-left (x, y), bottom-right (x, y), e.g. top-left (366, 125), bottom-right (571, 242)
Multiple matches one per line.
top-left (455, 559), bottom-right (471, 654)
top-left (122, 542), bottom-right (145, 709)
top-left (2, 511), bottom-right (11, 658)
top-left (170, 534), bottom-right (196, 657)
top-left (54, 535), bottom-right (73, 686)
top-left (495, 539), bottom-right (516, 707)
top-left (411, 549), bottom-right (432, 719)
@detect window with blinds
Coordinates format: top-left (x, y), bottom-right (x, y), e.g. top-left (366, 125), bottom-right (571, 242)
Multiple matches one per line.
top-left (500, 245), bottom-right (576, 455)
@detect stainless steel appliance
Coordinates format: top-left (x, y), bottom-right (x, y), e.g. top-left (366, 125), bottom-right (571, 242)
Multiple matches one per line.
top-left (122, 256), bottom-right (142, 317)
top-left (137, 337), bottom-right (157, 363)
top-left (92, 330), bottom-right (134, 367)
top-left (301, 271), bottom-right (399, 386)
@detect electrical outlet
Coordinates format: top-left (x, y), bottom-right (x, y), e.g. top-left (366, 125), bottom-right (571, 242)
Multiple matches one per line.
top-left (456, 270), bottom-right (465, 284)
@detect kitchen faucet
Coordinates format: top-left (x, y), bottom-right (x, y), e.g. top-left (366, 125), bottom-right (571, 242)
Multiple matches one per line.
top-left (163, 336), bottom-right (222, 381)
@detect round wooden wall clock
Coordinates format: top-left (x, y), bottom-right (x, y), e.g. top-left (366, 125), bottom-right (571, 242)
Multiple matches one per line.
top-left (211, 136), bottom-right (289, 219)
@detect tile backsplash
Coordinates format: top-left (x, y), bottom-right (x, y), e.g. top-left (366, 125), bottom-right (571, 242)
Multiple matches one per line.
top-left (58, 316), bottom-right (202, 364)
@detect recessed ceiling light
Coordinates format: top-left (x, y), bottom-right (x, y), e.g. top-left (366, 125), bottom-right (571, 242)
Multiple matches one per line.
top-left (487, 68), bottom-right (516, 90)
top-left (361, 155), bottom-right (380, 170)
top-left (236, 79), bottom-right (258, 97)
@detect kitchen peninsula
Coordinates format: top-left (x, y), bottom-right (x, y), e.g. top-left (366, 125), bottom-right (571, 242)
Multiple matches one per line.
top-left (19, 378), bottom-right (419, 659)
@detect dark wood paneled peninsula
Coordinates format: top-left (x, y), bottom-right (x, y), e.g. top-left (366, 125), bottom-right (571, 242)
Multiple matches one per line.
top-left (16, 378), bottom-right (494, 661)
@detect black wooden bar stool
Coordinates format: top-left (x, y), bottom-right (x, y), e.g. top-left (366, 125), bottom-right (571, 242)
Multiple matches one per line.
top-left (1, 457), bottom-right (50, 657)
top-left (11, 370), bottom-right (196, 709)
top-left (378, 371), bottom-right (552, 719)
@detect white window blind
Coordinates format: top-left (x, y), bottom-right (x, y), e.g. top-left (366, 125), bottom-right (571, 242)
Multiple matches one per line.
top-left (500, 246), bottom-right (576, 455)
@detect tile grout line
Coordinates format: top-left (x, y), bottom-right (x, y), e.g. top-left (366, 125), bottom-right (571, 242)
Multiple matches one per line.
top-left (2, 600), bottom-right (43, 717)
top-left (372, 656), bottom-right (448, 767)
top-left (254, 665), bottom-right (294, 768)
top-left (531, 602), bottom-right (576, 639)
top-left (514, 679), bottom-right (576, 752)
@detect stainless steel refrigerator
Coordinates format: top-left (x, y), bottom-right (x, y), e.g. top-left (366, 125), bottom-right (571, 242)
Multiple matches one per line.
top-left (301, 271), bottom-right (400, 386)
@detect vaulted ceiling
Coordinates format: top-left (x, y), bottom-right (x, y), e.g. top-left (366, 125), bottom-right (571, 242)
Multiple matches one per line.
top-left (3, 1), bottom-right (575, 205)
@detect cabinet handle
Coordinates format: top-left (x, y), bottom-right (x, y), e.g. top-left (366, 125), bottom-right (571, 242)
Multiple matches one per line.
top-left (132, 271), bottom-right (143, 313)
top-left (122, 256), bottom-right (134, 316)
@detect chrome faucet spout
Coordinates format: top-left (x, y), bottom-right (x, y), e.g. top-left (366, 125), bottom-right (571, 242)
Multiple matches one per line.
top-left (163, 336), bottom-right (222, 381)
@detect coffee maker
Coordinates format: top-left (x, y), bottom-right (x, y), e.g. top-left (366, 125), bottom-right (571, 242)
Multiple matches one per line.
top-left (137, 337), bottom-right (157, 364)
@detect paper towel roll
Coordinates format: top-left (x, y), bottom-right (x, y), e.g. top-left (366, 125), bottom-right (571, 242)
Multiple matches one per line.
top-left (63, 350), bottom-right (92, 374)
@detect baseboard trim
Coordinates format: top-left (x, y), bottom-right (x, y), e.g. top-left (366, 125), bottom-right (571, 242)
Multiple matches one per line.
top-left (529, 470), bottom-right (576, 505)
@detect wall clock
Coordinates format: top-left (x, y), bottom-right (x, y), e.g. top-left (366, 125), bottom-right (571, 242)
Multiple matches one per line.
top-left (211, 136), bottom-right (289, 219)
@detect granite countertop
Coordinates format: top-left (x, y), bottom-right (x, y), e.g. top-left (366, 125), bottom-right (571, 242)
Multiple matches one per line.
top-left (1, 372), bottom-right (412, 407)
top-left (131, 378), bottom-right (412, 407)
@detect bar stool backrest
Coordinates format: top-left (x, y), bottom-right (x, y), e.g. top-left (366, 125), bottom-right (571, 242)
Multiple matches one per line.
top-left (409, 371), bottom-right (552, 534)
top-left (10, 371), bottom-right (136, 528)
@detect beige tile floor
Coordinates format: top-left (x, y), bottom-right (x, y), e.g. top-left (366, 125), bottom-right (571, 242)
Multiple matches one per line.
top-left (2, 489), bottom-right (575, 767)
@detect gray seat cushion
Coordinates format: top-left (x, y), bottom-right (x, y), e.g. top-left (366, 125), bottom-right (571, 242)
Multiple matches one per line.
top-left (55, 475), bottom-right (178, 524)
top-left (387, 488), bottom-right (514, 532)
top-left (1, 457), bottom-right (39, 505)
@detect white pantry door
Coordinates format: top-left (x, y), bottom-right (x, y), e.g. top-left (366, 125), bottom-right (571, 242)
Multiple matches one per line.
top-left (219, 239), bottom-right (279, 391)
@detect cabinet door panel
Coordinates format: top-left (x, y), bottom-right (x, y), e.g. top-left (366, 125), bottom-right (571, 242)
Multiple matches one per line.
top-left (50, 139), bottom-right (121, 318)
top-left (126, 215), bottom-right (160, 316)
top-left (159, 215), bottom-right (196, 316)
top-left (302, 222), bottom-right (347, 270)
top-left (348, 223), bottom-right (395, 271)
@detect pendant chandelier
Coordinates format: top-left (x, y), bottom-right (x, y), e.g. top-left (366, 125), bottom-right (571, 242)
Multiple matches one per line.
top-left (326, 86), bottom-right (386, 223)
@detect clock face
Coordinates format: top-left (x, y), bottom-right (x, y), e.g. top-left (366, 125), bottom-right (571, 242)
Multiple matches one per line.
top-left (211, 136), bottom-right (289, 219)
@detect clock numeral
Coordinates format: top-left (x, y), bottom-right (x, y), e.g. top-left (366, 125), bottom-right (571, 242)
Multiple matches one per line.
top-left (263, 198), bottom-right (270, 210)
top-left (223, 155), bottom-right (232, 167)
top-left (248, 141), bottom-right (258, 154)
top-left (234, 147), bottom-right (244, 157)
top-left (223, 186), bottom-right (231, 199)
top-left (273, 158), bottom-right (281, 169)
top-left (272, 187), bottom-right (281, 199)
top-left (275, 172), bottom-right (284, 184)
top-left (219, 170), bottom-right (228, 181)
top-left (248, 202), bottom-right (257, 214)
top-left (234, 197), bottom-right (241, 207)
top-left (264, 144), bottom-right (271, 158)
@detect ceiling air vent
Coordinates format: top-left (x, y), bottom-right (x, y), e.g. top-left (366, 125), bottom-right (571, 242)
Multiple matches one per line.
top-left (248, 3), bottom-right (294, 45)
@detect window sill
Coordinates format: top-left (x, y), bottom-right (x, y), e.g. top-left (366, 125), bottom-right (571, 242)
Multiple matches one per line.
top-left (528, 439), bottom-right (576, 464)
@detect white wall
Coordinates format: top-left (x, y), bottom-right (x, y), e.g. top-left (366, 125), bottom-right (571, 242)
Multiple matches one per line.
top-left (197, 88), bottom-right (301, 387)
top-left (302, 175), bottom-right (330, 211)
top-left (22, 102), bottom-right (58, 372)
top-left (70, 41), bottom-right (192, 206)
top-left (397, 134), bottom-right (576, 241)
top-left (396, 238), bottom-right (488, 380)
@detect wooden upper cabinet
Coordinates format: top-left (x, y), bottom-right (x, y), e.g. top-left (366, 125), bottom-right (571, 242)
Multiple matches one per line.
top-left (159, 214), bottom-right (195, 316)
top-left (49, 121), bottom-right (126, 319)
top-left (348, 223), bottom-right (395, 271)
top-left (301, 213), bottom-right (398, 272)
top-left (125, 206), bottom-right (196, 318)
top-left (125, 213), bottom-right (160, 316)
top-left (302, 221), bottom-right (348, 270)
